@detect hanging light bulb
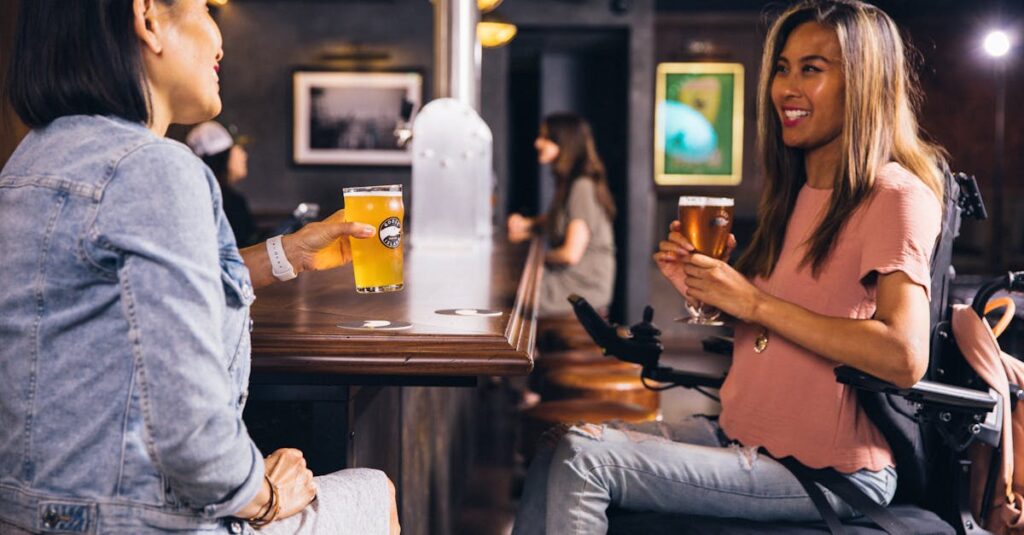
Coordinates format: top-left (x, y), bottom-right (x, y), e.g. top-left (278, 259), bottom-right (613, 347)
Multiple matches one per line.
top-left (478, 12), bottom-right (517, 48)
top-left (477, 0), bottom-right (504, 14)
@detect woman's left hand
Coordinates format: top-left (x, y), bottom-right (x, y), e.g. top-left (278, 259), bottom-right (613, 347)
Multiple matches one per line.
top-left (290, 209), bottom-right (375, 272)
top-left (683, 254), bottom-right (764, 323)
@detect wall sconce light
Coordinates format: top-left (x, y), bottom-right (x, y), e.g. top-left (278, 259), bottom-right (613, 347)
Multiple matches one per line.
top-left (477, 0), bottom-right (504, 14)
top-left (207, 0), bottom-right (228, 6)
top-left (478, 12), bottom-right (517, 48)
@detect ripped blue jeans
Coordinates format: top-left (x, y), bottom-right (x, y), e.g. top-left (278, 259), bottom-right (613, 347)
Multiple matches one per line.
top-left (512, 416), bottom-right (897, 535)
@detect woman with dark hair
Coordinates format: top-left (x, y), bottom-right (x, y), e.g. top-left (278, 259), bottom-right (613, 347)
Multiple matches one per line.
top-left (507, 112), bottom-right (617, 318)
top-left (187, 120), bottom-right (259, 247)
top-left (513, 1), bottom-right (945, 533)
top-left (0, 1), bottom-right (398, 533)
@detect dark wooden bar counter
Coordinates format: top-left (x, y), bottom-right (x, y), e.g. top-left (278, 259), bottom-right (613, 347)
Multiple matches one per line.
top-left (250, 237), bottom-right (540, 379)
top-left (244, 237), bottom-right (542, 535)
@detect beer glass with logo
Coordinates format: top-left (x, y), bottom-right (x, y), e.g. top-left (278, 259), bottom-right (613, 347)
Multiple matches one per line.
top-left (678, 196), bottom-right (734, 324)
top-left (343, 185), bottom-right (404, 293)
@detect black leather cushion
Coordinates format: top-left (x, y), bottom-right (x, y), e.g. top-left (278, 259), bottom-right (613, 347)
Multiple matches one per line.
top-left (607, 505), bottom-right (954, 535)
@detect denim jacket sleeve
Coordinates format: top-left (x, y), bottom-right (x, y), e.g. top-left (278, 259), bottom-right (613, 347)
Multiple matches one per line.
top-left (87, 141), bottom-right (263, 518)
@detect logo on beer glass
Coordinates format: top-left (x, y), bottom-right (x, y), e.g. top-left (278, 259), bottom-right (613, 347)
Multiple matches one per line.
top-left (379, 217), bottom-right (402, 249)
top-left (712, 210), bottom-right (731, 228)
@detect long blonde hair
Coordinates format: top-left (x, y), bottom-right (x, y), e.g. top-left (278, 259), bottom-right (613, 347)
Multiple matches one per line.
top-left (735, 0), bottom-right (947, 279)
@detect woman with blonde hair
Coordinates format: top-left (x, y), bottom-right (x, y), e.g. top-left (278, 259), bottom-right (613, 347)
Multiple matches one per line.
top-left (513, 1), bottom-right (946, 532)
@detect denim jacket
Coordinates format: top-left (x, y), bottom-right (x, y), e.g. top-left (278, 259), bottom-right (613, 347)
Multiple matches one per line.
top-left (0, 115), bottom-right (264, 533)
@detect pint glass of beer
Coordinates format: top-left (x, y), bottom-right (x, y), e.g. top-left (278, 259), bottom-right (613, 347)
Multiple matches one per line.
top-left (343, 185), bottom-right (404, 293)
top-left (678, 196), bottom-right (734, 324)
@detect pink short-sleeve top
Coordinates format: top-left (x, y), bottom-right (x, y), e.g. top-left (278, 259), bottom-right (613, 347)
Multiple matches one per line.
top-left (718, 162), bottom-right (942, 473)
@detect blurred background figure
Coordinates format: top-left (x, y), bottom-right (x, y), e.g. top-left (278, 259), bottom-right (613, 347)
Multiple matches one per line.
top-left (508, 112), bottom-right (617, 319)
top-left (187, 121), bottom-right (259, 247)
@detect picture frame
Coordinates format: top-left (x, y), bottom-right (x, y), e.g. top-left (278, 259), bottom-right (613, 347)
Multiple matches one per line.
top-left (292, 70), bottom-right (423, 166)
top-left (654, 62), bottom-right (744, 186)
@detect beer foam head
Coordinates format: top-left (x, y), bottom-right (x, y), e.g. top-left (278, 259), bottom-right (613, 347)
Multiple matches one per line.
top-left (678, 196), bottom-right (734, 207)
top-left (343, 184), bottom-right (403, 197)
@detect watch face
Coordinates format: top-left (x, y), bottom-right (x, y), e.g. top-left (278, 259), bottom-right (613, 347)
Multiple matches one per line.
top-left (379, 217), bottom-right (402, 249)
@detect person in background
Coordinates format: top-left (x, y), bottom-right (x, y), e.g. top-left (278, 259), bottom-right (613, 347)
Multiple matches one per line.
top-left (0, 1), bottom-right (399, 533)
top-left (507, 112), bottom-right (617, 319)
top-left (513, 0), bottom-right (947, 532)
top-left (187, 120), bottom-right (260, 247)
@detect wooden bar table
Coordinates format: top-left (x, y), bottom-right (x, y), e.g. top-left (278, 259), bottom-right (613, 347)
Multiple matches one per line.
top-left (245, 237), bottom-right (541, 535)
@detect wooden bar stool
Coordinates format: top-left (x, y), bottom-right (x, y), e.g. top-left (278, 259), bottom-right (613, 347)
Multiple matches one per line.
top-left (537, 310), bottom-right (606, 351)
top-left (520, 400), bottom-right (658, 461)
top-left (542, 364), bottom-right (659, 411)
top-left (530, 348), bottom-right (609, 390)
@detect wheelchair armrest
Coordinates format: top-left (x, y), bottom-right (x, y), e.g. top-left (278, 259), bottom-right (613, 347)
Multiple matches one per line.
top-left (645, 366), bottom-right (726, 389)
top-left (834, 366), bottom-right (997, 414)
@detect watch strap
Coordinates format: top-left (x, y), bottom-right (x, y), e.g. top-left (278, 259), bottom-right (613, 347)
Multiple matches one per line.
top-left (266, 235), bottom-right (297, 281)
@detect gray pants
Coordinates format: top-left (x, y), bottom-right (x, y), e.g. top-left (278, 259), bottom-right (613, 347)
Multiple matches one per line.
top-left (259, 468), bottom-right (391, 535)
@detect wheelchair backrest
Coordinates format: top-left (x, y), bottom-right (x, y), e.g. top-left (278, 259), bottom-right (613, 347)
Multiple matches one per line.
top-left (859, 171), bottom-right (984, 506)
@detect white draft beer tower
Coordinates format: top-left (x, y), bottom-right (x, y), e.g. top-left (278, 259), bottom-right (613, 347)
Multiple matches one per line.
top-left (410, 0), bottom-right (494, 249)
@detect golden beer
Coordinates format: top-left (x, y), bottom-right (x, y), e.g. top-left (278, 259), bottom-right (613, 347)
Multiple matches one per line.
top-left (678, 196), bottom-right (734, 259)
top-left (343, 185), bottom-right (404, 293)
top-left (677, 196), bottom-right (734, 324)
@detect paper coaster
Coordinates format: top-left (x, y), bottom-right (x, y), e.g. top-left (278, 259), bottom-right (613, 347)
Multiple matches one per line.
top-left (337, 320), bottom-right (413, 331)
top-left (434, 308), bottom-right (503, 317)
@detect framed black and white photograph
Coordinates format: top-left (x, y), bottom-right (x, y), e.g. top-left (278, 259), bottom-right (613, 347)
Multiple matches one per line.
top-left (292, 71), bottom-right (422, 166)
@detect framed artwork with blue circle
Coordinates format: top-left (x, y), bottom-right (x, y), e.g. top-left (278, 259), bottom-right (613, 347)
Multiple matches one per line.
top-left (655, 62), bottom-right (744, 186)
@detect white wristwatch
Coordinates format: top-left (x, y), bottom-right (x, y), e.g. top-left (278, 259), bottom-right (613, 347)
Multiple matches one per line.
top-left (266, 235), bottom-right (297, 281)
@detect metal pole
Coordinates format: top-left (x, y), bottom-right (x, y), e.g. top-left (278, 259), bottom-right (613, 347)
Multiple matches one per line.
top-left (432, 0), bottom-right (481, 111)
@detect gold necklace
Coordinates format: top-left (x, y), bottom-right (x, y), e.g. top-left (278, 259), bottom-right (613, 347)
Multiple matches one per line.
top-left (754, 328), bottom-right (769, 353)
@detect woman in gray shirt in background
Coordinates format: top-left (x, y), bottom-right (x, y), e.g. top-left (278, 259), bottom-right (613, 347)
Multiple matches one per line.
top-left (508, 113), bottom-right (617, 318)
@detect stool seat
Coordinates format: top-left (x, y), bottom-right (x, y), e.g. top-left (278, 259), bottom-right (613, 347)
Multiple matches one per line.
top-left (533, 348), bottom-right (607, 375)
top-left (531, 348), bottom-right (610, 392)
top-left (537, 313), bottom-right (604, 351)
top-left (523, 399), bottom-right (659, 424)
top-left (544, 364), bottom-right (659, 411)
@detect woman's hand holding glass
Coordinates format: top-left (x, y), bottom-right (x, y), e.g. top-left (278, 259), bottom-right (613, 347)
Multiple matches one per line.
top-left (681, 252), bottom-right (764, 324)
top-left (292, 209), bottom-right (375, 272)
top-left (654, 220), bottom-right (743, 323)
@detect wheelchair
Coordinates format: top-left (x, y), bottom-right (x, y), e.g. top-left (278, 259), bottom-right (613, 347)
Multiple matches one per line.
top-left (565, 172), bottom-right (1018, 534)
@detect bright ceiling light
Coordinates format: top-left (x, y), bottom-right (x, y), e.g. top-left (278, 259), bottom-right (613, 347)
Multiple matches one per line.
top-left (478, 14), bottom-right (517, 48)
top-left (477, 0), bottom-right (504, 14)
top-left (984, 30), bottom-right (1011, 58)
top-left (208, 0), bottom-right (228, 5)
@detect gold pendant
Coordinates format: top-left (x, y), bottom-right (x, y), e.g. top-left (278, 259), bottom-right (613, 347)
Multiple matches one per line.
top-left (754, 328), bottom-right (769, 354)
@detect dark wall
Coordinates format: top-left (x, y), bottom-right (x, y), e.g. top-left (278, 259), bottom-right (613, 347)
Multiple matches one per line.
top-left (214, 0), bottom-right (434, 217)
top-left (905, 12), bottom-right (1024, 273)
top-left (0, 0), bottom-right (27, 168)
top-left (655, 12), bottom-right (765, 252)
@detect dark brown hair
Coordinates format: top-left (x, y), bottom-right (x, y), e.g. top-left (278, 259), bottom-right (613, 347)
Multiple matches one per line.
top-left (6, 0), bottom-right (176, 128)
top-left (542, 112), bottom-right (617, 222)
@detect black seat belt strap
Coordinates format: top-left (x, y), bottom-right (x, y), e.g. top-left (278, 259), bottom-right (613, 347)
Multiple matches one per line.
top-left (779, 457), bottom-right (912, 535)
top-left (787, 466), bottom-right (848, 534)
